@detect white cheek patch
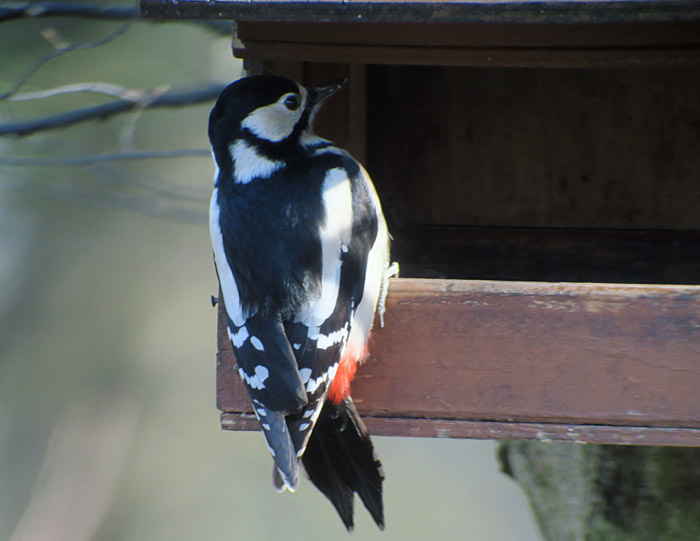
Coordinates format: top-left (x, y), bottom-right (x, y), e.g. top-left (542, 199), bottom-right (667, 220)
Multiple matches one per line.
top-left (230, 140), bottom-right (283, 184)
top-left (241, 100), bottom-right (301, 142)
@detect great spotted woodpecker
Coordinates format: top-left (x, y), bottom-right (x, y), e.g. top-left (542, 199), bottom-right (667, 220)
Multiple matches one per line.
top-left (208, 75), bottom-right (394, 530)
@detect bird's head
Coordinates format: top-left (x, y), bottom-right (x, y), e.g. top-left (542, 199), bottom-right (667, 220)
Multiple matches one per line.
top-left (208, 76), bottom-right (345, 180)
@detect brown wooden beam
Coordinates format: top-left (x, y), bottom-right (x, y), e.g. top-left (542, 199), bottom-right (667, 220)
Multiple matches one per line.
top-left (217, 278), bottom-right (700, 446)
top-left (142, 1), bottom-right (700, 67)
top-left (141, 0), bottom-right (700, 25)
top-left (234, 42), bottom-right (700, 68)
top-left (236, 21), bottom-right (700, 49)
top-left (221, 414), bottom-right (700, 447)
top-left (232, 20), bottom-right (700, 67)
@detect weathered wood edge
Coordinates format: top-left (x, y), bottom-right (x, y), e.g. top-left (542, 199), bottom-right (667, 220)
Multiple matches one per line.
top-left (234, 42), bottom-right (700, 68)
top-left (141, 0), bottom-right (700, 24)
top-left (217, 278), bottom-right (700, 446)
top-left (221, 413), bottom-right (700, 447)
top-left (230, 17), bottom-right (700, 67)
top-left (376, 276), bottom-right (700, 297)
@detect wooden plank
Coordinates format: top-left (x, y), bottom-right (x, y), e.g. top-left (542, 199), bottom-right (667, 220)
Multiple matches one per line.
top-left (234, 42), bottom-right (700, 68)
top-left (143, 2), bottom-right (700, 66)
top-left (221, 413), bottom-right (700, 447)
top-left (217, 278), bottom-right (700, 445)
top-left (141, 0), bottom-right (700, 25)
top-left (366, 66), bottom-right (700, 229)
top-left (237, 21), bottom-right (700, 48)
top-left (233, 19), bottom-right (700, 66)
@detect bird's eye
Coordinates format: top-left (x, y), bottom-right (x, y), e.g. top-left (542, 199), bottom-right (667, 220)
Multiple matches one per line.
top-left (283, 94), bottom-right (301, 111)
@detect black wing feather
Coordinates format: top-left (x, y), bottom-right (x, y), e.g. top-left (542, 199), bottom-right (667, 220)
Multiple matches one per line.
top-left (228, 311), bottom-right (307, 413)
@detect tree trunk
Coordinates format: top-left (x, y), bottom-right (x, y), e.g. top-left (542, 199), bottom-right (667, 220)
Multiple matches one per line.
top-left (499, 442), bottom-right (700, 541)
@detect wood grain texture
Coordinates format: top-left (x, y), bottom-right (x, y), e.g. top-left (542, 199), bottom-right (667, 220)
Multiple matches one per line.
top-left (141, 0), bottom-right (700, 25)
top-left (236, 21), bottom-right (700, 49)
top-left (217, 278), bottom-right (700, 445)
top-left (221, 414), bottom-right (700, 446)
top-left (234, 43), bottom-right (700, 68)
top-left (367, 66), bottom-right (700, 230)
top-left (233, 20), bottom-right (700, 67)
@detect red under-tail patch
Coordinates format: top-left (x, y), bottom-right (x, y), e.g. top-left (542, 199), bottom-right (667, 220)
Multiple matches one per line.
top-left (328, 342), bottom-right (369, 404)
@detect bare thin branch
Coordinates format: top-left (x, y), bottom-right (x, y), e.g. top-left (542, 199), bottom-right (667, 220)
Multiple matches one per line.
top-left (0, 83), bottom-right (227, 137)
top-left (118, 86), bottom-right (171, 150)
top-left (0, 2), bottom-right (232, 32)
top-left (41, 27), bottom-right (70, 50)
top-left (0, 2), bottom-right (139, 22)
top-left (1, 20), bottom-right (136, 101)
top-left (0, 149), bottom-right (211, 166)
top-left (6, 178), bottom-right (209, 223)
top-left (11, 83), bottom-right (150, 102)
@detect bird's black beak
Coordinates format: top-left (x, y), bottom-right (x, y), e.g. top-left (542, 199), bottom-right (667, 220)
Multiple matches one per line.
top-left (307, 79), bottom-right (346, 107)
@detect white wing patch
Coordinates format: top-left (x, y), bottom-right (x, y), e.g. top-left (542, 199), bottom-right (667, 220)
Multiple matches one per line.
top-left (228, 325), bottom-right (249, 348)
top-left (238, 365), bottom-right (270, 390)
top-left (293, 400), bottom-right (327, 457)
top-left (305, 167), bottom-right (354, 334)
top-left (317, 321), bottom-right (349, 350)
top-left (250, 336), bottom-right (265, 351)
top-left (211, 150), bottom-right (220, 187)
top-left (299, 368), bottom-right (312, 383)
top-left (230, 139), bottom-right (283, 184)
top-left (346, 164), bottom-right (391, 356)
top-left (210, 188), bottom-right (247, 327)
top-left (306, 362), bottom-right (339, 394)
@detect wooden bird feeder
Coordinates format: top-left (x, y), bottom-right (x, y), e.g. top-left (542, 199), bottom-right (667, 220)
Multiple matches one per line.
top-left (143, 0), bottom-right (700, 446)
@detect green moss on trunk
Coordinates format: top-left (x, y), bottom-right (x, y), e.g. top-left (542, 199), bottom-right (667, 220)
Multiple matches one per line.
top-left (499, 442), bottom-right (700, 541)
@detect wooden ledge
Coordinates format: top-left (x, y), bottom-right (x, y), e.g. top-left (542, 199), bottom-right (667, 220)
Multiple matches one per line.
top-left (232, 21), bottom-right (700, 67)
top-left (221, 414), bottom-right (700, 447)
top-left (142, 0), bottom-right (700, 25)
top-left (142, 0), bottom-right (700, 66)
top-left (217, 278), bottom-right (700, 446)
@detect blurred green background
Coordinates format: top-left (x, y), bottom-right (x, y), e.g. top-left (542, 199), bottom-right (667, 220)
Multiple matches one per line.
top-left (0, 2), bottom-right (540, 539)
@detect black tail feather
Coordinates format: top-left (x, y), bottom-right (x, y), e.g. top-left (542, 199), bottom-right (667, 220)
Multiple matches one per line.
top-left (302, 397), bottom-right (385, 531)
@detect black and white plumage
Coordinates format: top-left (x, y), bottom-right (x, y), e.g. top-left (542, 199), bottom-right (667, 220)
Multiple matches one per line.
top-left (208, 75), bottom-right (392, 530)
